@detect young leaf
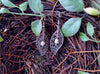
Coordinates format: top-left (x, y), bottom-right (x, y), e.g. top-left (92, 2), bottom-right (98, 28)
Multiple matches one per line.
top-left (59, 0), bottom-right (84, 12)
top-left (84, 7), bottom-right (99, 16)
top-left (28, 0), bottom-right (43, 13)
top-left (98, 54), bottom-right (100, 65)
top-left (19, 2), bottom-right (28, 12)
top-left (87, 22), bottom-right (94, 37)
top-left (31, 20), bottom-right (42, 36)
top-left (79, 32), bottom-right (90, 41)
top-left (61, 18), bottom-right (82, 37)
top-left (78, 71), bottom-right (90, 74)
top-left (1, 0), bottom-right (17, 7)
top-left (0, 36), bottom-right (3, 42)
top-left (0, 8), bottom-right (10, 14)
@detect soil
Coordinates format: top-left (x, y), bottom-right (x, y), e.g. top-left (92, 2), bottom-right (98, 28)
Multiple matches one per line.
top-left (0, 0), bottom-right (100, 74)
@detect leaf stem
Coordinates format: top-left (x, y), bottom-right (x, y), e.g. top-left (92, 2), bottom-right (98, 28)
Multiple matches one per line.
top-left (90, 39), bottom-right (100, 43)
top-left (10, 12), bottom-right (44, 17)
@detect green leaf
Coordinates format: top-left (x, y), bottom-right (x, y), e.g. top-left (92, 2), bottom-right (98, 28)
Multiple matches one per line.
top-left (0, 8), bottom-right (10, 14)
top-left (31, 20), bottom-right (42, 36)
top-left (59, 0), bottom-right (84, 12)
top-left (87, 22), bottom-right (94, 37)
top-left (84, 7), bottom-right (99, 16)
top-left (0, 36), bottom-right (3, 42)
top-left (0, 0), bottom-right (2, 5)
top-left (79, 32), bottom-right (90, 41)
top-left (78, 71), bottom-right (90, 74)
top-left (98, 54), bottom-right (100, 65)
top-left (91, 1), bottom-right (100, 10)
top-left (1, 0), bottom-right (17, 7)
top-left (61, 18), bottom-right (82, 37)
top-left (19, 2), bottom-right (28, 12)
top-left (28, 0), bottom-right (43, 13)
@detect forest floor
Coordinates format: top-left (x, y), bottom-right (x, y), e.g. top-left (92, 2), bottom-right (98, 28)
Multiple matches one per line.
top-left (0, 0), bottom-right (100, 74)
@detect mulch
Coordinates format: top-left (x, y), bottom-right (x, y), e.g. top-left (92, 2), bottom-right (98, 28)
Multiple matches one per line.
top-left (0, 0), bottom-right (100, 74)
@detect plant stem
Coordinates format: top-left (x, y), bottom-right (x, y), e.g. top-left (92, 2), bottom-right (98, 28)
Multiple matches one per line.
top-left (10, 12), bottom-right (44, 17)
top-left (90, 39), bottom-right (100, 43)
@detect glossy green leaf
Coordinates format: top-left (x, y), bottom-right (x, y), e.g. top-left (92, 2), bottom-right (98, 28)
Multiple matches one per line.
top-left (31, 20), bottom-right (42, 36)
top-left (0, 36), bottom-right (3, 42)
top-left (0, 8), bottom-right (10, 14)
top-left (61, 18), bottom-right (82, 37)
top-left (28, 0), bottom-right (43, 13)
top-left (79, 32), bottom-right (90, 41)
top-left (1, 0), bottom-right (17, 7)
top-left (19, 2), bottom-right (28, 12)
top-left (59, 0), bottom-right (84, 12)
top-left (78, 71), bottom-right (90, 74)
top-left (87, 22), bottom-right (94, 37)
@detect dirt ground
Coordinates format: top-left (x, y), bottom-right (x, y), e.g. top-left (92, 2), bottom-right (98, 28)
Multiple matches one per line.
top-left (0, 0), bottom-right (100, 74)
